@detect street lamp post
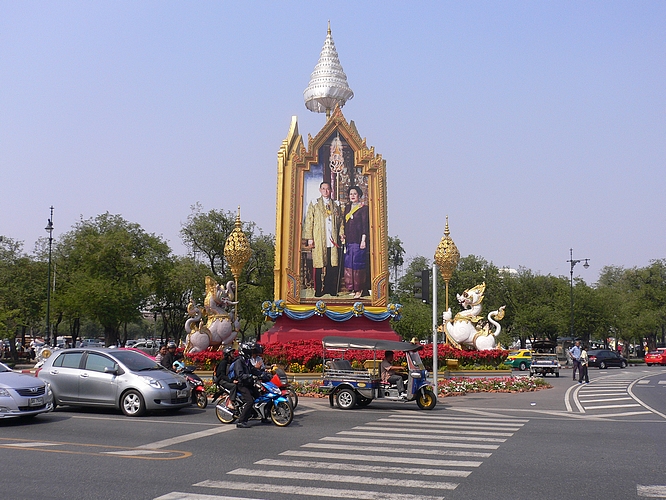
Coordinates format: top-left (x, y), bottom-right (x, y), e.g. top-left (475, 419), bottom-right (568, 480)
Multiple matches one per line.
top-left (567, 248), bottom-right (589, 341)
top-left (45, 207), bottom-right (54, 346)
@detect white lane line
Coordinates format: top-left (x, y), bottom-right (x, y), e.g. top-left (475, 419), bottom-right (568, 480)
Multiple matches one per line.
top-left (361, 424), bottom-right (514, 437)
top-left (195, 480), bottom-right (446, 500)
top-left (387, 414), bottom-right (528, 424)
top-left (376, 419), bottom-right (522, 432)
top-left (628, 378), bottom-right (666, 420)
top-left (138, 426), bottom-right (235, 450)
top-left (228, 468), bottom-right (458, 490)
top-left (254, 458), bottom-right (472, 477)
top-left (301, 444), bottom-right (490, 462)
top-left (337, 429), bottom-right (506, 443)
top-left (3, 442), bottom-right (61, 448)
top-left (591, 411), bottom-right (653, 418)
top-left (659, 381), bottom-right (666, 385)
top-left (155, 493), bottom-right (264, 500)
top-left (637, 380), bottom-right (651, 384)
top-left (337, 431), bottom-right (500, 448)
top-left (284, 449), bottom-right (484, 467)
top-left (578, 390), bottom-right (628, 395)
top-left (638, 485), bottom-right (666, 497)
top-left (582, 403), bottom-right (641, 410)
top-left (105, 449), bottom-right (170, 456)
top-left (321, 436), bottom-right (499, 450)
top-left (578, 397), bottom-right (633, 403)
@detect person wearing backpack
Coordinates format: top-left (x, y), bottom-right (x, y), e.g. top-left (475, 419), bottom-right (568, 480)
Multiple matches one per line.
top-left (212, 346), bottom-right (237, 408)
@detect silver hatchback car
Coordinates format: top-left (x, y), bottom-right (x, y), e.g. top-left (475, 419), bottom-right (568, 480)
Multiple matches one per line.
top-left (0, 362), bottom-right (54, 419)
top-left (38, 348), bottom-right (191, 416)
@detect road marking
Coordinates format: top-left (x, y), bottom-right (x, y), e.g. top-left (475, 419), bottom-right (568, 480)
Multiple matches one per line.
top-left (637, 380), bottom-right (650, 384)
top-left (336, 431), bottom-right (500, 449)
top-left (228, 468), bottom-right (458, 490)
top-left (254, 458), bottom-right (472, 477)
top-left (155, 493), bottom-right (265, 500)
top-left (314, 439), bottom-right (492, 457)
top-left (578, 397), bottom-right (633, 403)
top-left (138, 426), bottom-right (235, 449)
top-left (376, 418), bottom-right (522, 431)
top-left (283, 449), bottom-right (484, 467)
top-left (628, 378), bottom-right (666, 420)
top-left (638, 485), bottom-right (666, 497)
top-left (105, 449), bottom-right (170, 456)
top-left (591, 411), bottom-right (653, 418)
top-left (582, 403), bottom-right (641, 410)
top-left (387, 414), bottom-right (528, 424)
top-left (321, 436), bottom-right (499, 450)
top-left (195, 480), bottom-right (446, 500)
top-left (362, 423), bottom-right (515, 437)
top-left (337, 429), bottom-right (506, 443)
top-left (659, 381), bottom-right (666, 385)
top-left (3, 441), bottom-right (61, 448)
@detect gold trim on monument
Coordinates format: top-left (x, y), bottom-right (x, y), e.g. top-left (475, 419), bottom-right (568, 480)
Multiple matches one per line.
top-left (273, 106), bottom-right (389, 306)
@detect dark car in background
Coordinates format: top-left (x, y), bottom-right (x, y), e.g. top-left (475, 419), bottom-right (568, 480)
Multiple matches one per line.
top-left (587, 349), bottom-right (628, 369)
top-left (38, 348), bottom-right (190, 416)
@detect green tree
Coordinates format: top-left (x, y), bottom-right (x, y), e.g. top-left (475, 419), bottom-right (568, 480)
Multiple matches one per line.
top-left (387, 236), bottom-right (405, 296)
top-left (55, 213), bottom-right (171, 346)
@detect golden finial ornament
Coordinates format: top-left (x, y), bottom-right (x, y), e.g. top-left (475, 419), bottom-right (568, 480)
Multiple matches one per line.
top-left (224, 207), bottom-right (252, 319)
top-left (224, 206), bottom-right (252, 280)
top-left (434, 216), bottom-right (460, 311)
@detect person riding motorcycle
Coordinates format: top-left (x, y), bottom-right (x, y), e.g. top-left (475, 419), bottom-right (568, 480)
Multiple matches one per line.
top-left (232, 342), bottom-right (264, 428)
top-left (212, 346), bottom-right (237, 408)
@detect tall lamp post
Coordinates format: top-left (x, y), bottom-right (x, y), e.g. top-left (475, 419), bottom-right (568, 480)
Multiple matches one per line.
top-left (45, 207), bottom-right (54, 346)
top-left (567, 248), bottom-right (589, 341)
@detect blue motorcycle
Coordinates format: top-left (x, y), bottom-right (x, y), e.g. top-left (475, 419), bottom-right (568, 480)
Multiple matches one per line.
top-left (215, 378), bottom-right (293, 427)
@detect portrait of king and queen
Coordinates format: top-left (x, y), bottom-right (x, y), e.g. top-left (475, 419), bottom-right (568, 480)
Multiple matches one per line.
top-left (301, 132), bottom-right (371, 301)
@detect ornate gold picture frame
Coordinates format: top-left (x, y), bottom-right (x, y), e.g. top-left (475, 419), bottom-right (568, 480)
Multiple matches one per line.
top-left (274, 107), bottom-right (389, 306)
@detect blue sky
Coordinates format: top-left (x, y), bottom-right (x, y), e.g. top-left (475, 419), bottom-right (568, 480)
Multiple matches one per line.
top-left (1, 1), bottom-right (664, 284)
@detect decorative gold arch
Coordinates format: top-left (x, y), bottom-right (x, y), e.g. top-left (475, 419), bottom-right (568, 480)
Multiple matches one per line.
top-left (274, 106), bottom-right (389, 306)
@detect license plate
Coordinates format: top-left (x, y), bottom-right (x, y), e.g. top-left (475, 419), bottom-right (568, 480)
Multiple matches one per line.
top-left (176, 389), bottom-right (188, 398)
top-left (29, 396), bottom-right (44, 407)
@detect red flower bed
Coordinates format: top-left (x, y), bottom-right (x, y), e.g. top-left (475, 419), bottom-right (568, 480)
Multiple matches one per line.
top-left (185, 339), bottom-right (507, 371)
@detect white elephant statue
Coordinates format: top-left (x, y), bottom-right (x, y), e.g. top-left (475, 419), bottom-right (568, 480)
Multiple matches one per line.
top-left (442, 282), bottom-right (506, 350)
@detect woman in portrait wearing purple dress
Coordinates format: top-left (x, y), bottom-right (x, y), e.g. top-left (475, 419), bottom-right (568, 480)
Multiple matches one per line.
top-left (342, 185), bottom-right (369, 299)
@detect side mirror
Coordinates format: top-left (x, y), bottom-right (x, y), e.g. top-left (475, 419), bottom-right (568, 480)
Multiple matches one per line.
top-left (104, 366), bottom-right (120, 375)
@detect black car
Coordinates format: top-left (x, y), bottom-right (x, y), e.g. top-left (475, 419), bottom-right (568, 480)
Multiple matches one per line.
top-left (587, 349), bottom-right (628, 369)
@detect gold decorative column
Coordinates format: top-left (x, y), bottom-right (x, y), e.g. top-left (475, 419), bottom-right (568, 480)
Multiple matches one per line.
top-left (224, 207), bottom-right (252, 321)
top-left (434, 216), bottom-right (460, 312)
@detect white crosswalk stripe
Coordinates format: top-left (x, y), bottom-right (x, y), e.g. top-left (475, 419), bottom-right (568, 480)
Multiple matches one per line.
top-left (154, 412), bottom-right (528, 500)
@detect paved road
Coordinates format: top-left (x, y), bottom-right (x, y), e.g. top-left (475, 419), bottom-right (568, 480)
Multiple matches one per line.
top-left (2, 366), bottom-right (665, 499)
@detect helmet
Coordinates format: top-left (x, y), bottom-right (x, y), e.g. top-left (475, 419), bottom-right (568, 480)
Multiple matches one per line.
top-left (253, 344), bottom-right (264, 355)
top-left (223, 346), bottom-right (235, 358)
top-left (240, 342), bottom-right (254, 359)
top-left (173, 360), bottom-right (185, 372)
top-left (167, 341), bottom-right (176, 349)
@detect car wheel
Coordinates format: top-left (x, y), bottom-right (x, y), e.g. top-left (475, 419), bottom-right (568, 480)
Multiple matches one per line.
top-left (647, 363), bottom-right (652, 367)
top-left (336, 388), bottom-right (357, 410)
top-left (270, 401), bottom-right (294, 427)
top-left (416, 389), bottom-right (437, 410)
top-left (121, 390), bottom-right (146, 417)
top-left (287, 388), bottom-right (299, 410)
top-left (599, 361), bottom-right (607, 369)
top-left (196, 392), bottom-right (208, 409)
top-left (620, 361), bottom-right (627, 369)
top-left (519, 362), bottom-right (527, 371)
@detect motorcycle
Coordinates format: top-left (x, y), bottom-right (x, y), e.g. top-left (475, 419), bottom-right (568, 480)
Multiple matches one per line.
top-left (182, 366), bottom-right (208, 409)
top-left (215, 377), bottom-right (293, 427)
top-left (270, 367), bottom-right (298, 410)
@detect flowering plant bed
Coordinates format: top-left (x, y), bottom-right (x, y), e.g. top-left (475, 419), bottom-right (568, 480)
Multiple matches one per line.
top-left (438, 376), bottom-right (550, 396)
top-left (185, 339), bottom-right (508, 371)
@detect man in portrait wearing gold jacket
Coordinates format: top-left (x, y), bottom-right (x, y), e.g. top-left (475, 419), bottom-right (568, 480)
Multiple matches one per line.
top-left (303, 181), bottom-right (344, 297)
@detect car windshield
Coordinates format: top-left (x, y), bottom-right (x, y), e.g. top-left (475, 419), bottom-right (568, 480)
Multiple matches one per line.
top-left (407, 351), bottom-right (425, 370)
top-left (0, 362), bottom-right (11, 373)
top-left (111, 350), bottom-right (163, 371)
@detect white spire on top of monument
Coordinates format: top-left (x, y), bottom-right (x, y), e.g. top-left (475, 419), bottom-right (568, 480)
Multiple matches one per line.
top-left (303, 21), bottom-right (354, 118)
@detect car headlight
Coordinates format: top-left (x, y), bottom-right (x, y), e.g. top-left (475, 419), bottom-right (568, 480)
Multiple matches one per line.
top-left (0, 388), bottom-right (10, 397)
top-left (141, 377), bottom-right (163, 389)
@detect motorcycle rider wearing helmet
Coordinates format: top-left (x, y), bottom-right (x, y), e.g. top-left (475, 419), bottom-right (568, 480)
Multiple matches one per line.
top-left (161, 341), bottom-right (177, 371)
top-left (250, 344), bottom-right (265, 371)
top-left (212, 346), bottom-right (237, 409)
top-left (233, 342), bottom-right (264, 428)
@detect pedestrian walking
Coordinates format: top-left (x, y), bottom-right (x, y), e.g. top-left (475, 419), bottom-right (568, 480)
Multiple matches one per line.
top-left (579, 345), bottom-right (589, 384)
top-left (569, 340), bottom-right (582, 381)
